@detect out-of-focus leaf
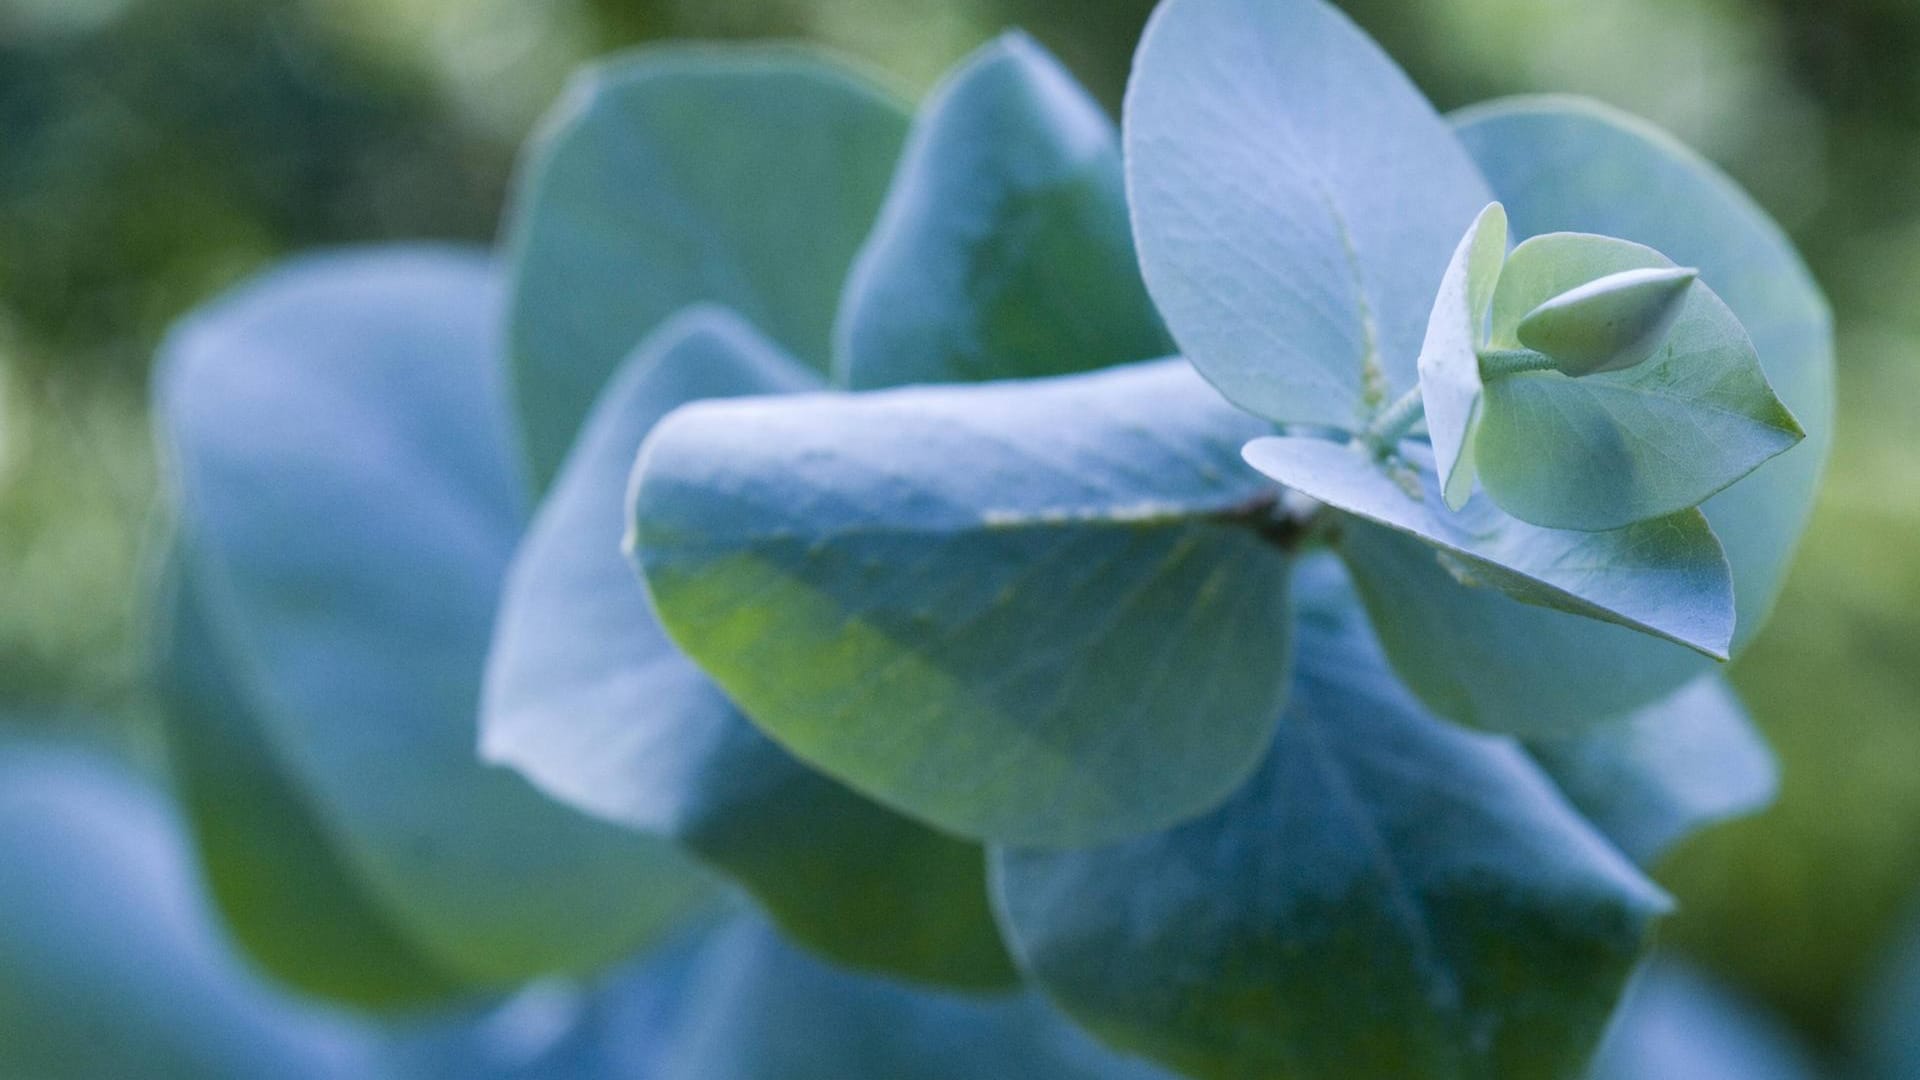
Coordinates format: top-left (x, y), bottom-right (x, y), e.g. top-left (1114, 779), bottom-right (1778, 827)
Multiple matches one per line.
top-left (836, 32), bottom-right (1168, 389)
top-left (1415, 201), bottom-right (1507, 509)
top-left (503, 46), bottom-right (910, 486)
top-left (160, 561), bottom-right (466, 1007)
top-left (632, 359), bottom-right (1290, 846)
top-left (381, 926), bottom-right (714, 1080)
top-left (1455, 96), bottom-right (1832, 650)
top-left (1241, 435), bottom-right (1733, 658)
top-left (0, 743), bottom-right (380, 1079)
top-left (1528, 676), bottom-right (1777, 867)
top-left (1126, 0), bottom-right (1490, 430)
top-left (1590, 962), bottom-right (1820, 1080)
top-left (157, 249), bottom-right (711, 993)
top-left (655, 918), bottom-right (1172, 1080)
top-left (992, 556), bottom-right (1668, 1080)
top-left (481, 306), bottom-right (1013, 991)
top-left (1515, 266), bottom-right (1699, 376)
top-left (1475, 233), bottom-right (1802, 532)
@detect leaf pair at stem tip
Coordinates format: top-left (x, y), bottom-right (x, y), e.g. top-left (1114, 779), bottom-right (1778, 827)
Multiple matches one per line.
top-left (1415, 201), bottom-right (1803, 532)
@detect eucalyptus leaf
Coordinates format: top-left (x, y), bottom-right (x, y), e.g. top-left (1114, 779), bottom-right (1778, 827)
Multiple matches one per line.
top-left (1528, 676), bottom-right (1776, 867)
top-left (1515, 265), bottom-right (1699, 376)
top-left (656, 918), bottom-right (1173, 1080)
top-left (481, 305), bottom-right (1014, 991)
top-left (1336, 520), bottom-right (1709, 735)
top-left (504, 46), bottom-right (910, 485)
top-left (1126, 0), bottom-right (1491, 430)
top-left (0, 744), bottom-right (381, 1080)
top-left (158, 249), bottom-right (712, 991)
top-left (1334, 97), bottom-right (1835, 730)
top-left (1416, 201), bottom-right (1507, 509)
top-left (161, 560), bottom-right (467, 1007)
top-left (991, 557), bottom-right (1669, 1080)
top-left (1456, 96), bottom-right (1832, 649)
top-left (1241, 435), bottom-right (1734, 658)
top-left (632, 359), bottom-right (1290, 846)
top-left (1589, 962), bottom-right (1819, 1080)
top-left (836, 32), bottom-right (1168, 389)
top-left (1474, 232), bottom-right (1803, 532)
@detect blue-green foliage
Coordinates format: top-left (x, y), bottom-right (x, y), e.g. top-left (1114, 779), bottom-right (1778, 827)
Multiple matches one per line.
top-left (116, 0), bottom-right (1830, 1076)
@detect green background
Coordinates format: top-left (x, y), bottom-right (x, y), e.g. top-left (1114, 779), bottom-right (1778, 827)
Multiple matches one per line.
top-left (2, 0), bottom-right (1913, 1056)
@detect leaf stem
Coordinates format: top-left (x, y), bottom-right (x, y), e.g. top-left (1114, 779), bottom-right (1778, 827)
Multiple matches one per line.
top-left (1364, 386), bottom-right (1425, 450)
top-left (1478, 348), bottom-right (1559, 378)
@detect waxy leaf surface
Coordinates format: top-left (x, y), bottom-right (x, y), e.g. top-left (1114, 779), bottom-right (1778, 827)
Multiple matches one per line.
top-left (158, 249), bottom-right (711, 991)
top-left (1334, 97), bottom-right (1835, 729)
top-left (504, 47), bottom-right (909, 485)
top-left (1416, 201), bottom-right (1507, 509)
top-left (633, 359), bottom-right (1290, 846)
top-left (1241, 435), bottom-right (1734, 658)
top-left (482, 306), bottom-right (1013, 991)
top-left (161, 561), bottom-right (468, 1007)
top-left (992, 558), bottom-right (1668, 1080)
top-left (1528, 676), bottom-right (1777, 866)
top-left (1476, 233), bottom-right (1802, 532)
top-left (1336, 521), bottom-right (1708, 734)
top-left (1515, 266), bottom-right (1699, 376)
top-left (1457, 97), bottom-right (1832, 649)
top-left (1126, 0), bottom-right (1492, 430)
top-left (837, 33), bottom-right (1168, 389)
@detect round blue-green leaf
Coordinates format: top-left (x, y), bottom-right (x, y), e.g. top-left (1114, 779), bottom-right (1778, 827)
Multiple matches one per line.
top-left (1336, 96), bottom-right (1834, 730)
top-left (1126, 0), bottom-right (1492, 430)
top-left (1527, 676), bottom-right (1777, 867)
top-left (157, 249), bottom-right (712, 990)
top-left (836, 32), bottom-right (1168, 389)
top-left (1590, 962), bottom-right (1819, 1080)
top-left (504, 46), bottom-right (911, 486)
top-left (1336, 520), bottom-right (1711, 734)
top-left (992, 557), bottom-right (1669, 1080)
top-left (481, 305), bottom-right (1013, 991)
top-left (160, 559), bottom-right (468, 1007)
top-left (1456, 96), bottom-right (1833, 649)
top-left (655, 918), bottom-right (1172, 1080)
top-left (1242, 435), bottom-right (1734, 659)
top-left (1476, 233), bottom-right (1803, 532)
top-left (632, 359), bottom-right (1291, 846)
top-left (0, 743), bottom-right (381, 1079)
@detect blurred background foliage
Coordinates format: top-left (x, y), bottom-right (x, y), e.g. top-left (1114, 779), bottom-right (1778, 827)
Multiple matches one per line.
top-left (1, 0), bottom-right (1915, 1059)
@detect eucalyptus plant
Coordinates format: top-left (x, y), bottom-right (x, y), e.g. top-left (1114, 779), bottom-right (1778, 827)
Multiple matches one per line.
top-left (139, 0), bottom-right (1829, 1076)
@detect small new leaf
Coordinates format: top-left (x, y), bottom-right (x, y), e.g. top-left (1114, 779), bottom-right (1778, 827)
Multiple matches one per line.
top-left (1517, 265), bottom-right (1700, 376)
top-left (1477, 233), bottom-right (1804, 532)
top-left (1416, 201), bottom-right (1507, 510)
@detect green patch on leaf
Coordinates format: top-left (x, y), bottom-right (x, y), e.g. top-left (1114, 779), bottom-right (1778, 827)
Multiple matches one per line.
top-left (483, 306), bottom-right (1013, 991)
top-left (632, 360), bottom-right (1291, 847)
